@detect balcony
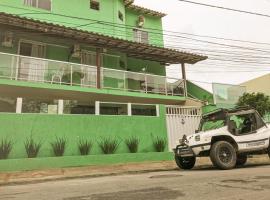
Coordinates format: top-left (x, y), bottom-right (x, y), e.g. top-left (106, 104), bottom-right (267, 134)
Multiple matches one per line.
top-left (0, 52), bottom-right (185, 97)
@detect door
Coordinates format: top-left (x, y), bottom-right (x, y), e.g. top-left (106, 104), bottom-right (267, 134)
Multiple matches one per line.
top-left (18, 41), bottom-right (46, 81)
top-left (166, 106), bottom-right (202, 151)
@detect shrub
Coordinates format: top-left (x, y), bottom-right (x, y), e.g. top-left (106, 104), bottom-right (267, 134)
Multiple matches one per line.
top-left (98, 137), bottom-right (120, 154)
top-left (78, 139), bottom-right (93, 155)
top-left (51, 137), bottom-right (67, 157)
top-left (125, 136), bottom-right (140, 153)
top-left (0, 138), bottom-right (13, 160)
top-left (152, 136), bottom-right (167, 152)
top-left (24, 137), bottom-right (42, 158)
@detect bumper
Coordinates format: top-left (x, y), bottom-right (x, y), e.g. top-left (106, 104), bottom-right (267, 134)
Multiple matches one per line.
top-left (174, 144), bottom-right (195, 157)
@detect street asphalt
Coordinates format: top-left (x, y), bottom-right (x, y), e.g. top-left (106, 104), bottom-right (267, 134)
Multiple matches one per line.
top-left (1, 164), bottom-right (270, 200)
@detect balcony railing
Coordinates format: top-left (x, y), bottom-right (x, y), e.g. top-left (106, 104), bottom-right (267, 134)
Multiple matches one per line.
top-left (0, 52), bottom-right (185, 96)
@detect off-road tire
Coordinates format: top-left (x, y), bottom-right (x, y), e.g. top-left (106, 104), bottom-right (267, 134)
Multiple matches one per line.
top-left (236, 154), bottom-right (247, 166)
top-left (175, 155), bottom-right (196, 170)
top-left (210, 141), bottom-right (237, 170)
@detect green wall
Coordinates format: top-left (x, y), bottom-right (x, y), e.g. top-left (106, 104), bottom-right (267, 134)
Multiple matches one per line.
top-left (0, 105), bottom-right (168, 159)
top-left (187, 80), bottom-right (214, 104)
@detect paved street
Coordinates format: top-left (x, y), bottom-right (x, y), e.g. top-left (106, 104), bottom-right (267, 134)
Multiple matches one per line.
top-left (1, 164), bottom-right (270, 200)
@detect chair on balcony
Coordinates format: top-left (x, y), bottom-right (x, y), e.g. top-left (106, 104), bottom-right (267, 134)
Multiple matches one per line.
top-left (51, 67), bottom-right (65, 84)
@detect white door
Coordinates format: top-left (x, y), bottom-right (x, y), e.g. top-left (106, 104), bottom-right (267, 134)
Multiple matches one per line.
top-left (18, 41), bottom-right (46, 81)
top-left (166, 106), bottom-right (202, 150)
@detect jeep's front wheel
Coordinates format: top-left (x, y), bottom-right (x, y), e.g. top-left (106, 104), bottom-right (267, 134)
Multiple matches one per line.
top-left (175, 155), bottom-right (196, 170)
top-left (210, 141), bottom-right (237, 170)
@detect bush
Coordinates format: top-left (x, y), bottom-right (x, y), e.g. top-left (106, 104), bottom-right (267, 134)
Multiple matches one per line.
top-left (98, 137), bottom-right (120, 154)
top-left (152, 136), bottom-right (167, 152)
top-left (125, 136), bottom-right (140, 153)
top-left (0, 138), bottom-right (13, 160)
top-left (51, 137), bottom-right (67, 157)
top-left (24, 137), bottom-right (42, 158)
top-left (78, 139), bottom-right (93, 155)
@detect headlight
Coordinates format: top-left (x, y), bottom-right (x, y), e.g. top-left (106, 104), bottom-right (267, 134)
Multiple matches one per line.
top-left (195, 135), bottom-right (201, 142)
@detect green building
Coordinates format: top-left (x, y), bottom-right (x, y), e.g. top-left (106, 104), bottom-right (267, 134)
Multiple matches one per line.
top-left (0, 0), bottom-right (206, 159)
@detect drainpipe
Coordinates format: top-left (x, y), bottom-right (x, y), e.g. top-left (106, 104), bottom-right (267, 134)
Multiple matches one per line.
top-left (181, 63), bottom-right (187, 97)
top-left (96, 48), bottom-right (102, 89)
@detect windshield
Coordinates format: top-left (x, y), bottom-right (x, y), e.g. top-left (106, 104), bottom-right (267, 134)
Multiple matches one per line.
top-left (199, 111), bottom-right (226, 132)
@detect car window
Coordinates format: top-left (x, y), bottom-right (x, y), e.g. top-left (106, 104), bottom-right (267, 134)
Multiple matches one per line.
top-left (229, 113), bottom-right (257, 135)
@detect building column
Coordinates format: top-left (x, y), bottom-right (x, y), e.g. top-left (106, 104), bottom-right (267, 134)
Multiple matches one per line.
top-left (181, 63), bottom-right (187, 97)
top-left (58, 100), bottom-right (64, 115)
top-left (16, 97), bottom-right (22, 114)
top-left (96, 48), bottom-right (102, 89)
top-left (128, 103), bottom-right (132, 116)
top-left (95, 101), bottom-right (100, 115)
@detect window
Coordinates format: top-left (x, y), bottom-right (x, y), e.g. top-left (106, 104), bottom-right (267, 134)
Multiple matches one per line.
top-left (24, 0), bottom-right (51, 11)
top-left (0, 96), bottom-right (16, 113)
top-left (118, 11), bottom-right (124, 21)
top-left (90, 0), bottom-right (100, 10)
top-left (133, 29), bottom-right (149, 44)
top-left (63, 100), bottom-right (95, 115)
top-left (228, 113), bottom-right (257, 135)
top-left (132, 104), bottom-right (157, 116)
top-left (100, 103), bottom-right (128, 116)
top-left (22, 98), bottom-right (58, 114)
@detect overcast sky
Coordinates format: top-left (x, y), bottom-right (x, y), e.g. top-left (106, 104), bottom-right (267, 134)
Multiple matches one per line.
top-left (134, 0), bottom-right (270, 92)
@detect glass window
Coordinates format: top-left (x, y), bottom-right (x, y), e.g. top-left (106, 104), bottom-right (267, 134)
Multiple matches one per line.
top-left (0, 96), bottom-right (16, 113)
top-left (24, 0), bottom-right (51, 11)
top-left (22, 98), bottom-right (58, 114)
top-left (132, 104), bottom-right (157, 116)
top-left (100, 103), bottom-right (128, 115)
top-left (133, 29), bottom-right (149, 44)
top-left (63, 100), bottom-right (95, 115)
top-left (229, 113), bottom-right (257, 135)
top-left (90, 0), bottom-right (100, 10)
top-left (118, 11), bottom-right (124, 21)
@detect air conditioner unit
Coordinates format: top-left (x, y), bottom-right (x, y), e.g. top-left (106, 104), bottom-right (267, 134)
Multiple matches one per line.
top-left (71, 44), bottom-right (81, 58)
top-left (2, 32), bottom-right (13, 48)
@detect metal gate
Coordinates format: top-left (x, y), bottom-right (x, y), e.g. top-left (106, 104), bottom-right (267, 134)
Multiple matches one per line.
top-left (166, 106), bottom-right (202, 150)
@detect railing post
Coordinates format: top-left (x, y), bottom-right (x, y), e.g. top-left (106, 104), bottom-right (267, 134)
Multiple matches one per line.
top-left (123, 71), bottom-right (126, 91)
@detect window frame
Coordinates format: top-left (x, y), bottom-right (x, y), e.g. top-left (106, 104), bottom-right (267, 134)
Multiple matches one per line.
top-left (133, 28), bottom-right (149, 44)
top-left (23, 0), bottom-right (52, 11)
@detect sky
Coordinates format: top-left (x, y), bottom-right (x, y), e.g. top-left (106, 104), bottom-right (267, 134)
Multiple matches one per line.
top-left (134, 0), bottom-right (270, 92)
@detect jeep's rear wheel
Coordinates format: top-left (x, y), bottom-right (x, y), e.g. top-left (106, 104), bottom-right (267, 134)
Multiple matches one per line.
top-left (210, 141), bottom-right (237, 170)
top-left (175, 155), bottom-right (196, 170)
top-left (236, 155), bottom-right (247, 166)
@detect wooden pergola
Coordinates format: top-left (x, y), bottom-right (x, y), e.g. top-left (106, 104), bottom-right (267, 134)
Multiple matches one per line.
top-left (0, 12), bottom-right (208, 96)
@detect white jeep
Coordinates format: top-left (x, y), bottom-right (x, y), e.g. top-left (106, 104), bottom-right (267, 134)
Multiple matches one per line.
top-left (174, 107), bottom-right (270, 170)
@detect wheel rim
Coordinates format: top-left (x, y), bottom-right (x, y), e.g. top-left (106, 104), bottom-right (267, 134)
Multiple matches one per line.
top-left (219, 147), bottom-right (232, 163)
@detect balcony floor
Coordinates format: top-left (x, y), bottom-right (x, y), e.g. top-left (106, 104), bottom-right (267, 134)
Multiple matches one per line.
top-left (0, 79), bottom-right (186, 105)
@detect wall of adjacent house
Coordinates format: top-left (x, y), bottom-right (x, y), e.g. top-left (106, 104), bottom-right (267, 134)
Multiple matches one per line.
top-left (0, 105), bottom-right (168, 159)
top-left (187, 81), bottom-right (214, 104)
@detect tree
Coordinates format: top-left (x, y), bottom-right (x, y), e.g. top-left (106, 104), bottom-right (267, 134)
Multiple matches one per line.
top-left (237, 93), bottom-right (270, 116)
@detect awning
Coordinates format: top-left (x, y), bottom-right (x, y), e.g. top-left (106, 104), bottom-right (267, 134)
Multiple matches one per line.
top-left (0, 12), bottom-right (207, 65)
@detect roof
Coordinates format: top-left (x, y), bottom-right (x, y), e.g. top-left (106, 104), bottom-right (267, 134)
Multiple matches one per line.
top-left (0, 12), bottom-right (207, 64)
top-left (123, 0), bottom-right (166, 17)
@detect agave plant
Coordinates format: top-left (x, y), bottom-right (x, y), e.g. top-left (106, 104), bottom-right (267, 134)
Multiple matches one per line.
top-left (78, 139), bottom-right (93, 156)
top-left (24, 136), bottom-right (42, 158)
top-left (98, 137), bottom-right (120, 154)
top-left (51, 137), bottom-right (67, 157)
top-left (125, 136), bottom-right (140, 153)
top-left (0, 138), bottom-right (13, 160)
top-left (152, 136), bottom-right (167, 152)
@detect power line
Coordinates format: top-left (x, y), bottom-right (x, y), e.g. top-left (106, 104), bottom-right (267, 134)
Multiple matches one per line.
top-left (178, 0), bottom-right (270, 18)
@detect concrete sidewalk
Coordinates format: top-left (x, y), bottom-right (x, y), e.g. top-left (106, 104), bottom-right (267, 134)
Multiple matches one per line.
top-left (0, 156), bottom-right (269, 186)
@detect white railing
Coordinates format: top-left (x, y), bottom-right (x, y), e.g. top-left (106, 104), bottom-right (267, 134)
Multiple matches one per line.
top-left (0, 52), bottom-right (185, 96)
